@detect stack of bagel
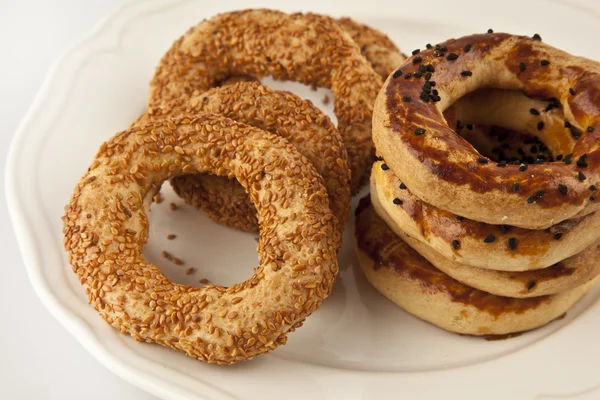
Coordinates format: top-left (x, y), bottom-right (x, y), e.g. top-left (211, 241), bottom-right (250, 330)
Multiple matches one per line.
top-left (355, 32), bottom-right (600, 336)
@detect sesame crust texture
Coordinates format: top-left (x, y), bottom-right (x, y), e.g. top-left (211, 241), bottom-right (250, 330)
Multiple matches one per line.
top-left (148, 9), bottom-right (383, 193)
top-left (355, 194), bottom-right (597, 335)
top-left (62, 114), bottom-right (339, 364)
top-left (153, 81), bottom-right (351, 234)
top-left (372, 161), bottom-right (600, 271)
top-left (373, 33), bottom-right (600, 228)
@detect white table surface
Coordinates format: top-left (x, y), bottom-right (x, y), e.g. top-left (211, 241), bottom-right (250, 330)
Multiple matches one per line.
top-left (2, 0), bottom-right (599, 399)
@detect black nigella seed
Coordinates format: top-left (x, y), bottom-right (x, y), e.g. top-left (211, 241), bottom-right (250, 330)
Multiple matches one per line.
top-left (532, 33), bottom-right (542, 41)
top-left (519, 62), bottom-right (526, 72)
top-left (527, 195), bottom-right (538, 204)
top-left (579, 171), bottom-right (587, 181)
top-left (440, 46), bottom-right (448, 52)
top-left (577, 154), bottom-right (588, 168)
top-left (484, 235), bottom-right (496, 243)
top-left (487, 28), bottom-right (494, 33)
top-left (420, 93), bottom-right (430, 102)
top-left (519, 163), bottom-right (528, 172)
top-left (558, 184), bottom-right (568, 195)
top-left (426, 64), bottom-right (435, 72)
top-left (569, 88), bottom-right (576, 96)
top-left (527, 281), bottom-right (537, 290)
top-left (590, 185), bottom-right (598, 191)
top-left (461, 70), bottom-right (473, 76)
top-left (564, 121), bottom-right (571, 128)
top-left (413, 72), bottom-right (423, 78)
top-left (447, 53), bottom-right (459, 61)
top-left (414, 127), bottom-right (426, 136)
top-left (404, 72), bottom-right (413, 79)
top-left (537, 121), bottom-right (545, 130)
top-left (554, 232), bottom-right (563, 240)
top-left (529, 108), bottom-right (540, 115)
top-left (508, 238), bottom-right (518, 250)
top-left (452, 240), bottom-right (461, 250)
top-left (429, 81), bottom-right (436, 86)
top-left (500, 225), bottom-right (509, 233)
top-left (466, 124), bottom-right (473, 130)
top-left (563, 153), bottom-right (573, 164)
top-left (402, 96), bottom-right (412, 102)
top-left (477, 158), bottom-right (488, 164)
top-left (513, 182), bottom-right (520, 191)
top-left (426, 43), bottom-right (433, 49)
top-left (430, 94), bottom-right (441, 102)
top-left (497, 160), bottom-right (507, 167)
top-left (413, 56), bottom-right (423, 64)
top-left (540, 59), bottom-right (550, 66)
top-left (393, 69), bottom-right (403, 78)
top-left (400, 183), bottom-right (407, 190)
top-left (371, 154), bottom-right (383, 162)
top-left (432, 89), bottom-right (439, 96)
top-left (425, 72), bottom-right (432, 80)
top-left (556, 154), bottom-right (563, 161)
top-left (587, 126), bottom-right (595, 133)
top-left (381, 164), bottom-right (389, 170)
top-left (456, 216), bottom-right (464, 221)
top-left (412, 49), bottom-right (421, 55)
top-left (418, 64), bottom-right (427, 73)
top-left (591, 196), bottom-right (596, 201)
top-left (393, 198), bottom-right (403, 205)
top-left (464, 44), bottom-right (472, 52)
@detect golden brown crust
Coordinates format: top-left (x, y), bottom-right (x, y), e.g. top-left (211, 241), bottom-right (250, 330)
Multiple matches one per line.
top-left (148, 81), bottom-right (351, 234)
top-left (148, 9), bottom-right (383, 193)
top-left (373, 33), bottom-right (600, 228)
top-left (62, 114), bottom-right (339, 364)
top-left (372, 161), bottom-right (600, 271)
top-left (356, 194), bottom-right (597, 335)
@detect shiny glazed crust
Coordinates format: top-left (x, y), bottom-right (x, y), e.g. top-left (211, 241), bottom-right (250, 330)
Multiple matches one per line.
top-left (143, 81), bottom-right (351, 234)
top-left (62, 115), bottom-right (339, 364)
top-left (373, 33), bottom-right (600, 228)
top-left (355, 194), bottom-right (596, 335)
top-left (148, 9), bottom-right (383, 193)
top-left (372, 161), bottom-right (600, 271)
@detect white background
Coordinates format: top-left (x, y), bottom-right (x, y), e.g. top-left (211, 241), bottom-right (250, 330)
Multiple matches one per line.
top-left (1, 0), bottom-right (599, 399)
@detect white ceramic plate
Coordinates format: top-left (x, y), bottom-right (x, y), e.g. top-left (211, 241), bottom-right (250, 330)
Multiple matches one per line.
top-left (7, 0), bottom-right (600, 398)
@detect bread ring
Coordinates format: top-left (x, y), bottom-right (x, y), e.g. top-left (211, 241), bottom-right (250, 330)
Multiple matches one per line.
top-left (149, 9), bottom-right (383, 192)
top-left (355, 194), bottom-right (597, 335)
top-left (372, 161), bottom-right (600, 271)
top-left (159, 81), bottom-right (351, 234)
top-left (373, 33), bottom-right (600, 228)
top-left (62, 114), bottom-right (339, 364)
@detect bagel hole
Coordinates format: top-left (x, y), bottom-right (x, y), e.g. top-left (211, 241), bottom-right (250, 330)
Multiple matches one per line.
top-left (443, 89), bottom-right (577, 163)
top-left (142, 182), bottom-right (260, 289)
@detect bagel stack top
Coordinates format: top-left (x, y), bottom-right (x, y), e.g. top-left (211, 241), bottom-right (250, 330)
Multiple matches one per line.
top-left (373, 33), bottom-right (600, 229)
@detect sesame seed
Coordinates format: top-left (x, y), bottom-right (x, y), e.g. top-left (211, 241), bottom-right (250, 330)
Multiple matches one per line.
top-left (461, 70), bottom-right (473, 76)
top-left (446, 53), bottom-right (458, 61)
top-left (484, 235), bottom-right (496, 243)
top-left (381, 164), bottom-right (389, 171)
top-left (558, 184), bottom-right (568, 195)
top-left (540, 59), bottom-right (550, 66)
top-left (519, 62), bottom-right (526, 72)
top-left (393, 69), bottom-right (403, 78)
top-left (393, 198), bottom-right (403, 205)
top-left (578, 171), bottom-right (587, 181)
top-left (529, 108), bottom-right (540, 115)
top-left (414, 127), bottom-right (426, 136)
top-left (169, 202), bottom-right (178, 211)
top-left (532, 33), bottom-right (542, 41)
top-left (452, 240), bottom-right (460, 249)
top-left (508, 238), bottom-right (518, 250)
top-left (167, 234), bottom-right (176, 240)
top-left (554, 232), bottom-right (563, 240)
top-left (464, 44), bottom-right (472, 52)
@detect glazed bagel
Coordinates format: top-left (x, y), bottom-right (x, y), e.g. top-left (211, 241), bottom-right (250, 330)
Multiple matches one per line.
top-left (356, 195), bottom-right (597, 335)
top-left (373, 33), bottom-right (600, 228)
top-left (149, 9), bottom-right (384, 192)
top-left (62, 114), bottom-right (339, 364)
top-left (372, 161), bottom-right (600, 271)
top-left (370, 173), bottom-right (600, 297)
top-left (148, 81), bottom-right (351, 234)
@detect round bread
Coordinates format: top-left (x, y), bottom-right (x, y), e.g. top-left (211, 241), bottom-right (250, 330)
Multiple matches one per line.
top-left (373, 33), bottom-right (600, 229)
top-left (372, 160), bottom-right (600, 271)
top-left (63, 114), bottom-right (339, 364)
top-left (370, 172), bottom-right (600, 297)
top-left (148, 9), bottom-right (383, 193)
top-left (156, 81), bottom-right (351, 234)
top-left (355, 194), bottom-right (597, 335)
